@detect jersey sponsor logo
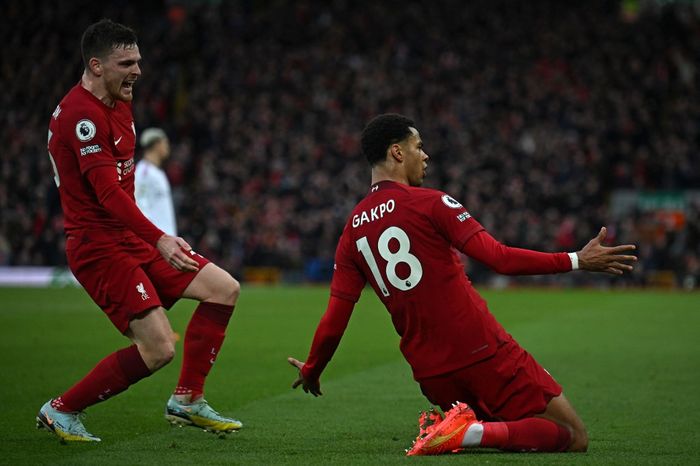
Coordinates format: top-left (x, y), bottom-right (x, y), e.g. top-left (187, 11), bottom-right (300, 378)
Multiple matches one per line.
top-left (116, 158), bottom-right (135, 176)
top-left (457, 211), bottom-right (472, 222)
top-left (136, 282), bottom-right (150, 300)
top-left (441, 194), bottom-right (463, 209)
top-left (114, 136), bottom-right (123, 146)
top-left (52, 105), bottom-right (62, 120)
top-left (352, 199), bottom-right (395, 228)
top-left (79, 144), bottom-right (102, 156)
top-left (75, 119), bottom-right (96, 142)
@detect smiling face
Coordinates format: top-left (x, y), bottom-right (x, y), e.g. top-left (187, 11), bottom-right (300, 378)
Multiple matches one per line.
top-left (399, 127), bottom-right (429, 187)
top-left (99, 44), bottom-right (141, 104)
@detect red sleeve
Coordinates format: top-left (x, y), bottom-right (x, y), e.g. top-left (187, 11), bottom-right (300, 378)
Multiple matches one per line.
top-left (300, 295), bottom-right (355, 381)
top-left (462, 230), bottom-right (572, 275)
top-left (329, 227), bottom-right (366, 303)
top-left (64, 106), bottom-right (118, 174)
top-left (86, 165), bottom-right (165, 245)
top-left (429, 192), bottom-right (484, 249)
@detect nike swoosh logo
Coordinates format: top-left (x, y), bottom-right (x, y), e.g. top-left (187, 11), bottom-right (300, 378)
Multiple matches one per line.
top-left (426, 423), bottom-right (468, 448)
top-left (114, 136), bottom-right (123, 145)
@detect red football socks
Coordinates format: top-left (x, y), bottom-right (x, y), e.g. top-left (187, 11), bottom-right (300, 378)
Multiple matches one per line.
top-left (175, 302), bottom-right (234, 400)
top-left (54, 345), bottom-right (151, 412)
top-left (481, 418), bottom-right (571, 452)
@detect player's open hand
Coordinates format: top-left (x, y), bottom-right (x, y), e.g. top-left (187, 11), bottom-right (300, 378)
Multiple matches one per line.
top-left (577, 227), bottom-right (637, 275)
top-left (156, 234), bottom-right (200, 272)
top-left (288, 357), bottom-right (322, 396)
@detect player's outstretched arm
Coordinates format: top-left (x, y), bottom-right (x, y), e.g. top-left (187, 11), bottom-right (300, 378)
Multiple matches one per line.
top-left (288, 357), bottom-right (322, 396)
top-left (576, 227), bottom-right (637, 275)
top-left (156, 234), bottom-right (199, 272)
top-left (462, 230), bottom-right (573, 275)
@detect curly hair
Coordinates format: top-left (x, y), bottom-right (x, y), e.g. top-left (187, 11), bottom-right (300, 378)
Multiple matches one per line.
top-left (360, 113), bottom-right (416, 166)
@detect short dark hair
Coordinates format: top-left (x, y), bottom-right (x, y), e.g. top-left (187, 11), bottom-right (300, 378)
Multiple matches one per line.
top-left (361, 113), bottom-right (416, 166)
top-left (81, 19), bottom-right (137, 69)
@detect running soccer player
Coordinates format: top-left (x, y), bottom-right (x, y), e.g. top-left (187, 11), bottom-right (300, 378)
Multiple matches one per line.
top-left (38, 19), bottom-right (242, 442)
top-left (289, 113), bottom-right (637, 454)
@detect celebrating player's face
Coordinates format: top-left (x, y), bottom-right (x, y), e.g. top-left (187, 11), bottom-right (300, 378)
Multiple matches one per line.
top-left (101, 45), bottom-right (141, 104)
top-left (403, 127), bottom-right (429, 187)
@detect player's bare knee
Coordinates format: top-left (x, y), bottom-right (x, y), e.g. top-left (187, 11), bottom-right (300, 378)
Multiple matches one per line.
top-left (153, 341), bottom-right (175, 369)
top-left (227, 275), bottom-right (241, 304)
top-left (141, 339), bottom-right (175, 371)
top-left (212, 272), bottom-right (239, 306)
top-left (568, 425), bottom-right (589, 452)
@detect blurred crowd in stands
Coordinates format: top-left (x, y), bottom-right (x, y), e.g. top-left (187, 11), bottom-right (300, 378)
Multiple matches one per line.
top-left (1, 0), bottom-right (699, 288)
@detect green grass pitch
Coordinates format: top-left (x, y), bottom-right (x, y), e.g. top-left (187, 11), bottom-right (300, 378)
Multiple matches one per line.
top-left (0, 286), bottom-right (698, 465)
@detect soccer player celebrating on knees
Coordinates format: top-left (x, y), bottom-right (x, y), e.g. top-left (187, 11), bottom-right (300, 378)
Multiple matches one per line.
top-left (38, 19), bottom-right (242, 442)
top-left (289, 114), bottom-right (637, 454)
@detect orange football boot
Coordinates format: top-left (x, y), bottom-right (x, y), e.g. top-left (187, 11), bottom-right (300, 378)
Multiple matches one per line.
top-left (406, 402), bottom-right (478, 456)
top-left (417, 407), bottom-right (444, 437)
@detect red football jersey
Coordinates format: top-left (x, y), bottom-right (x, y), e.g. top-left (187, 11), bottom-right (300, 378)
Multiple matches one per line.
top-left (330, 180), bottom-right (511, 379)
top-left (48, 83), bottom-right (137, 234)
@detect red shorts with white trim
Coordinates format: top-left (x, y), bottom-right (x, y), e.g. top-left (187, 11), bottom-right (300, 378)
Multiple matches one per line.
top-left (416, 337), bottom-right (562, 421)
top-left (66, 230), bottom-right (210, 334)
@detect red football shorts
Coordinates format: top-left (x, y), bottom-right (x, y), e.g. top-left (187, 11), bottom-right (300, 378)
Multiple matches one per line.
top-left (416, 338), bottom-right (562, 421)
top-left (66, 231), bottom-right (210, 334)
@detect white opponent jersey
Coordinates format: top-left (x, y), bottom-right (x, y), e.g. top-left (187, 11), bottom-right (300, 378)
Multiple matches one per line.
top-left (134, 159), bottom-right (177, 236)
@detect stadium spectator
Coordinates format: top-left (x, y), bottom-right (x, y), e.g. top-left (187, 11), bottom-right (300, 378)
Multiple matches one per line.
top-left (36, 19), bottom-right (242, 442)
top-left (1, 1), bottom-right (698, 287)
top-left (135, 127), bottom-right (177, 236)
top-left (288, 113), bottom-right (637, 454)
